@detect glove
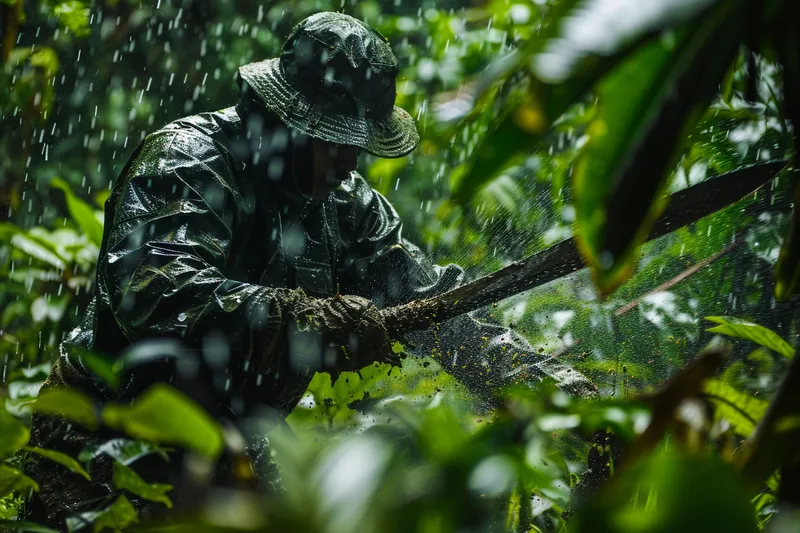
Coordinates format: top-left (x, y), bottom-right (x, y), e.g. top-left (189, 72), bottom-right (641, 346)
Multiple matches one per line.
top-left (268, 289), bottom-right (398, 375)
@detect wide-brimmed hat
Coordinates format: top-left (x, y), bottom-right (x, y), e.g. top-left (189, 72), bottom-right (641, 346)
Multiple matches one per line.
top-left (237, 12), bottom-right (419, 159)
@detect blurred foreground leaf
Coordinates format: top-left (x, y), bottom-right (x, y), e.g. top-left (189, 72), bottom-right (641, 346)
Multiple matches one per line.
top-left (573, 1), bottom-right (744, 294)
top-left (573, 451), bottom-right (758, 533)
top-left (0, 520), bottom-right (58, 532)
top-left (0, 466), bottom-right (38, 500)
top-left (32, 388), bottom-right (99, 430)
top-left (0, 411), bottom-right (29, 460)
top-left (102, 384), bottom-right (223, 460)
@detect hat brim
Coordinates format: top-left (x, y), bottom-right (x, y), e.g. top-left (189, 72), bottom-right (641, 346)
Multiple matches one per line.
top-left (238, 58), bottom-right (419, 159)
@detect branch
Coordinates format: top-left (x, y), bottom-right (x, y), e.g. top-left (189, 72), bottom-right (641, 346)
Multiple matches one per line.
top-left (614, 237), bottom-right (744, 317)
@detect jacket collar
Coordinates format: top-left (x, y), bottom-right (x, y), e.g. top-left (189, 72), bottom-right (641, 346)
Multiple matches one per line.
top-left (234, 97), bottom-right (322, 214)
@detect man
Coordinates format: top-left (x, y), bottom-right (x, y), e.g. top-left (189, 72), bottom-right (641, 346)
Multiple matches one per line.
top-left (27, 11), bottom-right (595, 527)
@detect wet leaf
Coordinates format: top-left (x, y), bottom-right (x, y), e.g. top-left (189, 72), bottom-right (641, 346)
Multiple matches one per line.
top-left (69, 347), bottom-right (122, 390)
top-left (452, 0), bottom-right (719, 204)
top-left (24, 446), bottom-right (90, 481)
top-left (572, 451), bottom-right (758, 533)
top-left (573, 2), bottom-right (745, 294)
top-left (65, 495), bottom-right (138, 533)
top-left (0, 520), bottom-right (59, 532)
top-left (9, 234), bottom-right (66, 270)
top-left (78, 439), bottom-right (170, 466)
top-left (52, 1), bottom-right (90, 38)
top-left (32, 388), bottom-right (99, 430)
top-left (112, 461), bottom-right (173, 508)
top-left (533, 0), bottom-right (718, 84)
top-left (705, 316), bottom-right (794, 358)
top-left (50, 177), bottom-right (104, 246)
top-left (102, 384), bottom-right (224, 459)
top-left (0, 410), bottom-right (30, 459)
top-left (0, 465), bottom-right (38, 499)
top-left (703, 379), bottom-right (768, 437)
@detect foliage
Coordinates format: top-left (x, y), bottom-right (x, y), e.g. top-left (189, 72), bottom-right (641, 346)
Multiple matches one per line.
top-left (1, 0), bottom-right (799, 531)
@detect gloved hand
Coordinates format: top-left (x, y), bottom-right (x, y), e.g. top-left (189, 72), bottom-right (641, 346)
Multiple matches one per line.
top-left (270, 289), bottom-right (399, 374)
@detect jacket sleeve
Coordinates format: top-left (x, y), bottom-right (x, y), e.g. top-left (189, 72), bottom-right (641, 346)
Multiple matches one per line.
top-left (339, 175), bottom-right (597, 401)
top-left (98, 131), bottom-right (295, 392)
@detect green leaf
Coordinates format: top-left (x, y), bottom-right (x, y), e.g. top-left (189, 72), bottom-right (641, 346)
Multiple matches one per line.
top-left (0, 466), bottom-right (38, 499)
top-left (24, 447), bottom-right (90, 481)
top-left (27, 48), bottom-right (59, 78)
top-left (531, 0), bottom-right (718, 84)
top-left (450, 0), bottom-right (721, 204)
top-left (65, 495), bottom-right (138, 533)
top-left (53, 1), bottom-right (90, 37)
top-left (68, 347), bottom-right (121, 390)
top-left (50, 177), bottom-right (104, 246)
top-left (573, 2), bottom-right (745, 294)
top-left (572, 451), bottom-right (758, 533)
top-left (0, 410), bottom-right (30, 459)
top-left (102, 384), bottom-right (224, 459)
top-left (79, 439), bottom-right (169, 466)
top-left (704, 380), bottom-right (768, 437)
top-left (32, 388), bottom-right (99, 430)
top-left (112, 461), bottom-right (172, 508)
top-left (0, 520), bottom-right (59, 532)
top-left (705, 316), bottom-right (795, 358)
top-left (9, 234), bottom-right (66, 270)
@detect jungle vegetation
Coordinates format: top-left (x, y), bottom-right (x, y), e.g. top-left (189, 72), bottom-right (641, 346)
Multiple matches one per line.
top-left (1, 0), bottom-right (800, 531)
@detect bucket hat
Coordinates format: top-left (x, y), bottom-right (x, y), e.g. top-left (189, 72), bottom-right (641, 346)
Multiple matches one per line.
top-left (237, 12), bottom-right (419, 158)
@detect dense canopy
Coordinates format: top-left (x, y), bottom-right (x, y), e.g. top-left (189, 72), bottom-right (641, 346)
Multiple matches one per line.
top-left (1, 0), bottom-right (799, 531)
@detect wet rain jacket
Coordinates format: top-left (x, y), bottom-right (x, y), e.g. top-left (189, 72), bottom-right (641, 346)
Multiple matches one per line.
top-left (26, 96), bottom-right (594, 526)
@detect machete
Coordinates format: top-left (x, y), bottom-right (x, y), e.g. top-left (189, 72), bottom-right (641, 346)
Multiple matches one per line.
top-left (381, 159), bottom-right (790, 333)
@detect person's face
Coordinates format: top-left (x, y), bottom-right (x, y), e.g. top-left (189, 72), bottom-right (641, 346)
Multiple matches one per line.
top-left (305, 138), bottom-right (360, 199)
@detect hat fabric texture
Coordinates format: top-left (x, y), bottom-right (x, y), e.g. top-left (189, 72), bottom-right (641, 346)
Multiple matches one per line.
top-left (238, 12), bottom-right (419, 158)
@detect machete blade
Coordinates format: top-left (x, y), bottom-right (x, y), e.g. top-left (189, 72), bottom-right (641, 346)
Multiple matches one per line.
top-left (384, 159), bottom-right (790, 332)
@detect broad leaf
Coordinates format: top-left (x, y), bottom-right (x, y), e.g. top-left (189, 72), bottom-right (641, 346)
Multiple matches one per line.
top-left (703, 380), bottom-right (768, 437)
top-left (112, 461), bottom-right (173, 508)
top-left (32, 388), bottom-right (99, 430)
top-left (572, 451), bottom-right (758, 533)
top-left (102, 384), bottom-right (223, 459)
top-left (25, 447), bottom-right (90, 481)
top-left (705, 316), bottom-right (794, 358)
top-left (65, 495), bottom-right (138, 533)
top-left (79, 438), bottom-right (169, 466)
top-left (0, 410), bottom-right (30, 459)
top-left (573, 1), bottom-right (745, 294)
top-left (450, 0), bottom-right (721, 203)
top-left (50, 177), bottom-right (104, 246)
top-left (9, 234), bottom-right (66, 270)
top-left (0, 520), bottom-right (58, 532)
top-left (68, 347), bottom-right (121, 390)
top-left (0, 465), bottom-right (39, 499)
top-left (532, 0), bottom-right (718, 84)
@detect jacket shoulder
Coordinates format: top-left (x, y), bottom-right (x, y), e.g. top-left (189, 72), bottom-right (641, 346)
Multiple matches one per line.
top-left (126, 107), bottom-right (241, 179)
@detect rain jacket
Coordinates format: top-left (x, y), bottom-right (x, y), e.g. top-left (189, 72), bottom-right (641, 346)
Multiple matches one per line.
top-left (49, 98), bottom-right (594, 411)
top-left (26, 96), bottom-right (594, 526)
